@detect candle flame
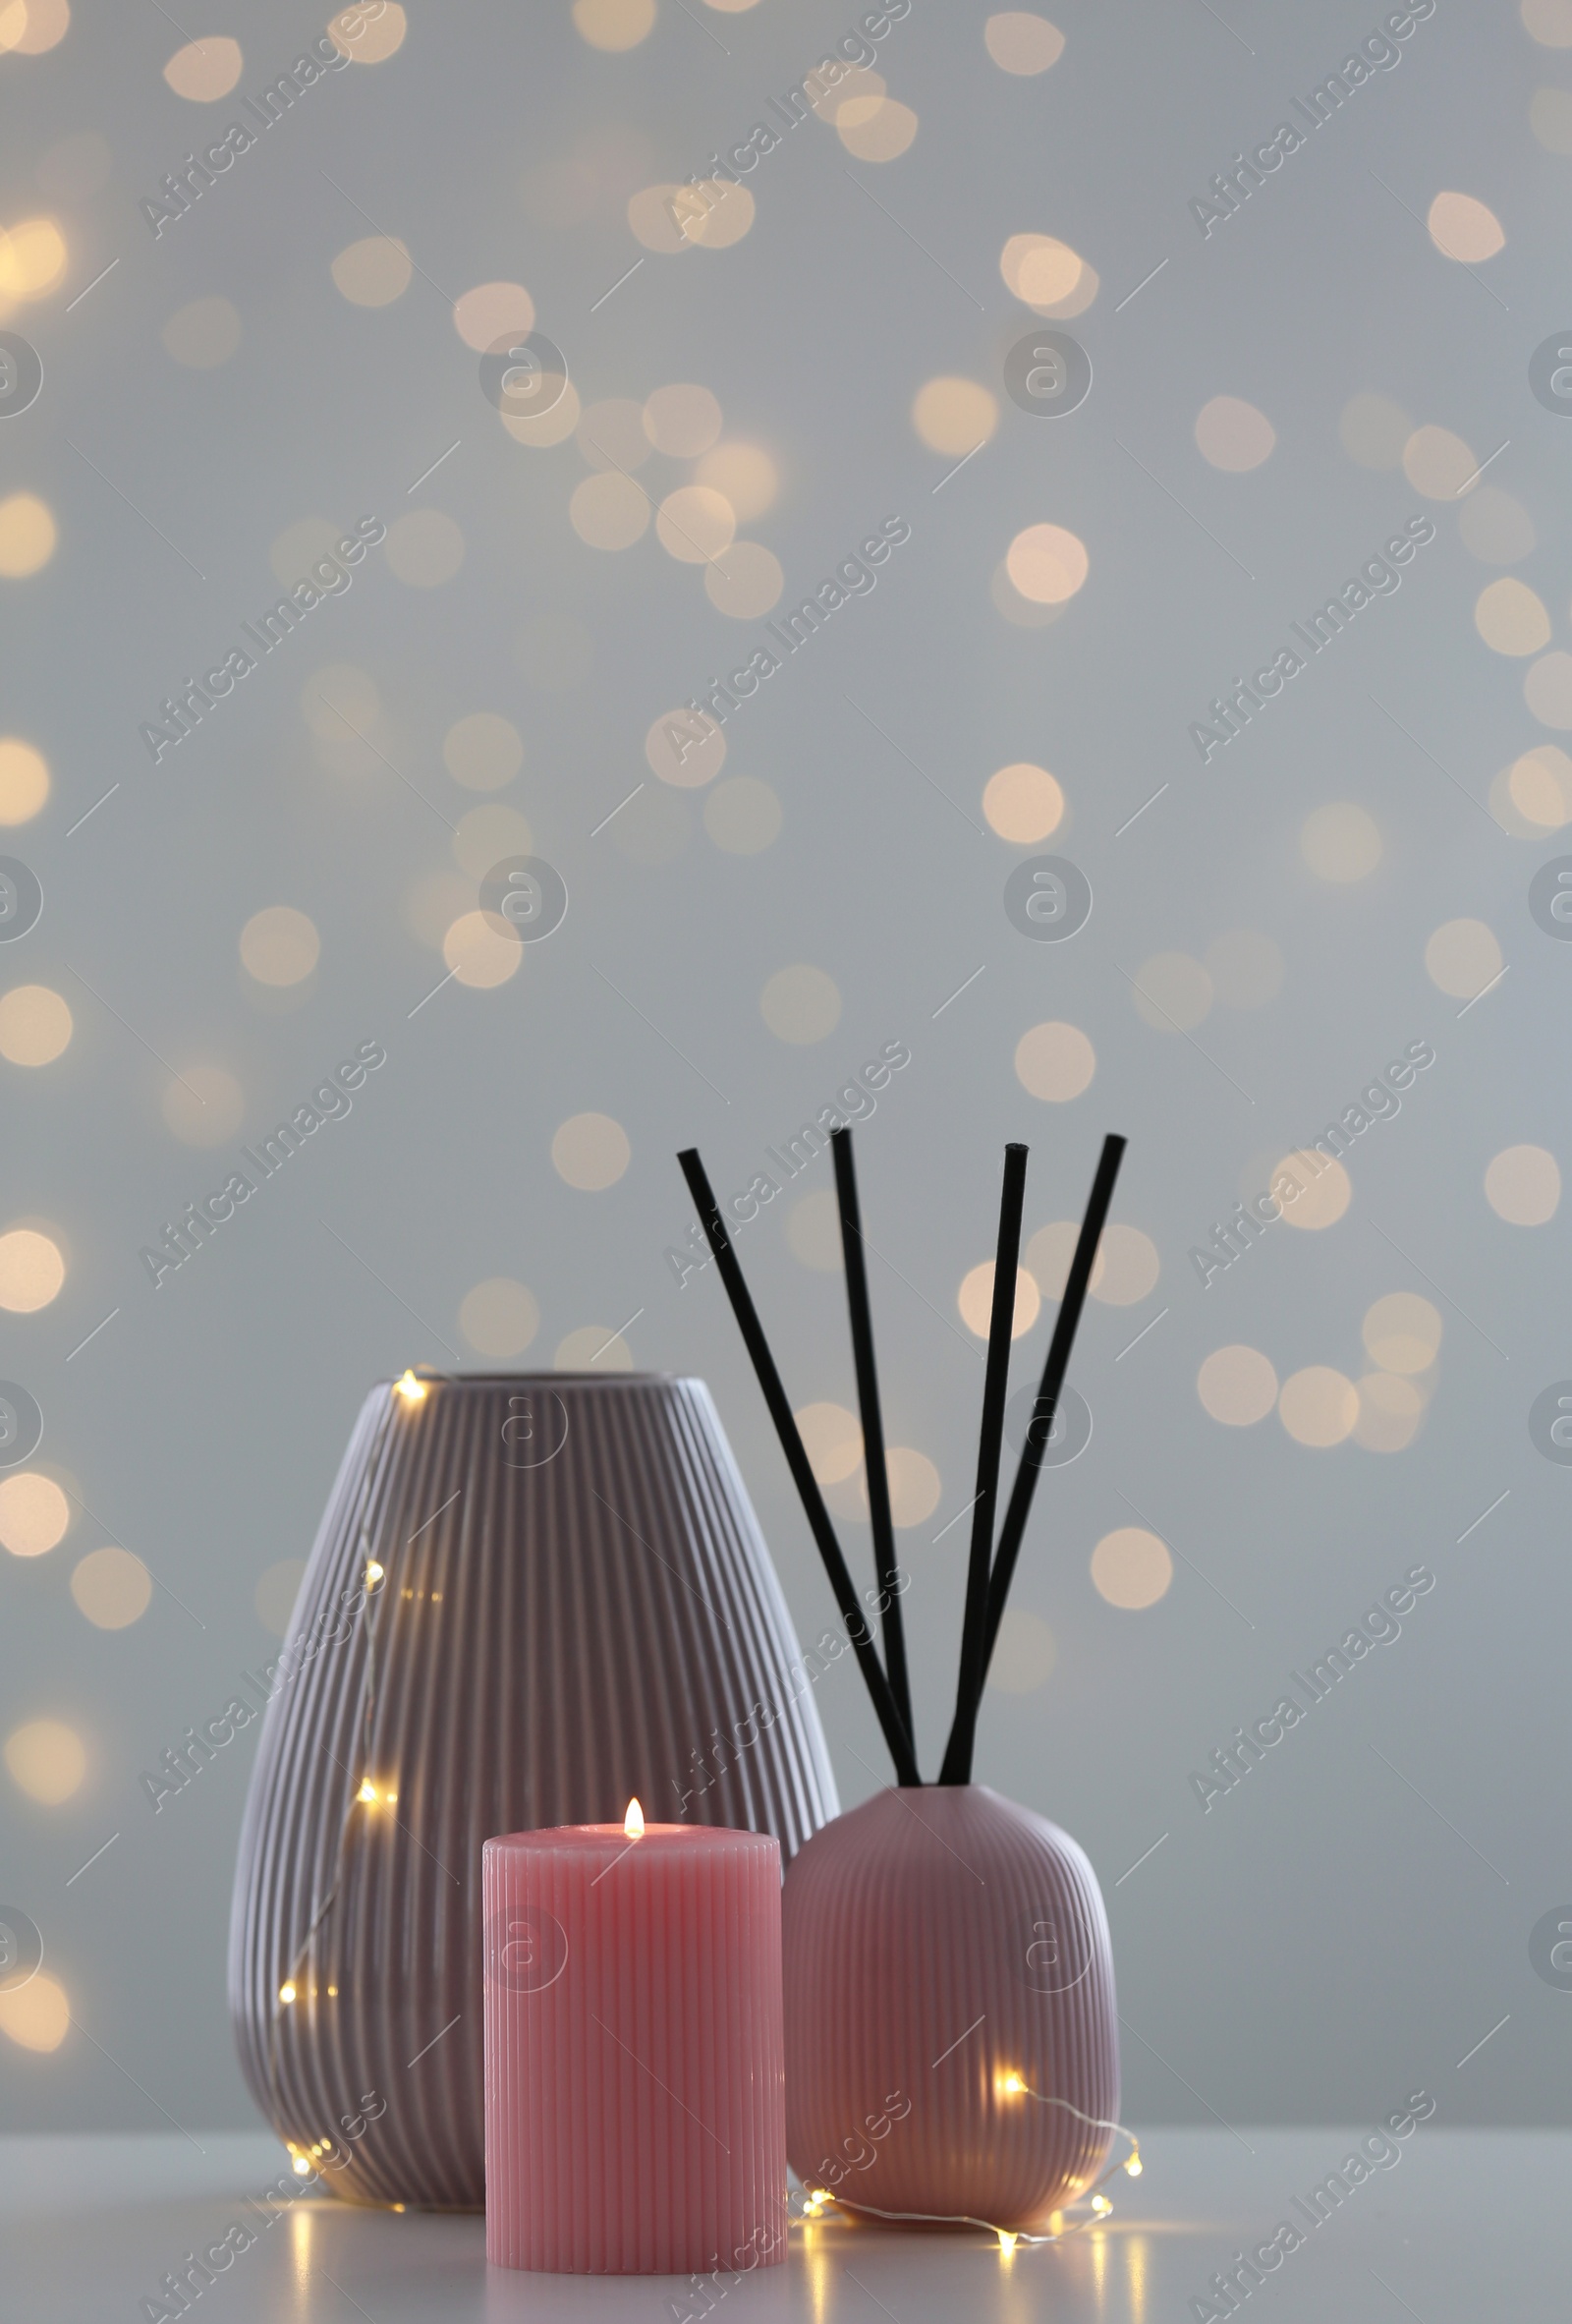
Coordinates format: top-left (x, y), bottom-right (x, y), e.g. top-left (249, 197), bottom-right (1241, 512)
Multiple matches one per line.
top-left (394, 1370), bottom-right (426, 1403)
top-left (624, 1798), bottom-right (645, 1839)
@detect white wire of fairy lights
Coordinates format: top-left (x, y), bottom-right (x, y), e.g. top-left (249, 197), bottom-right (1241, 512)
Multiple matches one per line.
top-left (794, 2080), bottom-right (1144, 2252)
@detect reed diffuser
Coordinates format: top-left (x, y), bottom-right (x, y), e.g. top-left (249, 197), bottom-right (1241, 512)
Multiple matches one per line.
top-left (677, 1128), bottom-right (1135, 2237)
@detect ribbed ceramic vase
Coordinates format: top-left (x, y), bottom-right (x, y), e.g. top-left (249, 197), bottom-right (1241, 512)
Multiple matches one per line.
top-left (781, 1786), bottom-right (1117, 2231)
top-left (229, 1372), bottom-right (839, 2211)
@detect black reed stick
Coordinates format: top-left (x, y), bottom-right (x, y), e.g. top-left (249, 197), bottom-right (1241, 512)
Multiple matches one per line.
top-left (830, 1128), bottom-right (914, 1751)
top-left (677, 1148), bottom-right (923, 1788)
top-left (938, 1143), bottom-right (1030, 1786)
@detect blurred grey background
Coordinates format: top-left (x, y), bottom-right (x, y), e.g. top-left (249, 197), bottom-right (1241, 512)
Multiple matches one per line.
top-left (2, 0), bottom-right (1570, 2135)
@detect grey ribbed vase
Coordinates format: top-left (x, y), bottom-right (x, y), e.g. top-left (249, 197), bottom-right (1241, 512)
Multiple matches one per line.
top-left (229, 1372), bottom-right (839, 2211)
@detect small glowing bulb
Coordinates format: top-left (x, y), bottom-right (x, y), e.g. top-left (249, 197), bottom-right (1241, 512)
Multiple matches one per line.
top-left (1000, 2070), bottom-right (1027, 2096)
top-left (327, 1985), bottom-right (338, 1998)
top-left (365, 1559), bottom-right (384, 1585)
top-left (391, 2203), bottom-right (406, 2213)
top-left (293, 2155), bottom-right (311, 2176)
top-left (394, 1370), bottom-right (426, 1403)
top-left (997, 2230), bottom-right (1017, 2255)
top-left (278, 1982), bottom-right (297, 2005)
top-left (624, 1798), bottom-right (645, 1839)
top-left (358, 1780), bottom-right (378, 1803)
top-left (1125, 2152), bottom-right (1143, 2178)
top-left (1092, 2194), bottom-right (1112, 2215)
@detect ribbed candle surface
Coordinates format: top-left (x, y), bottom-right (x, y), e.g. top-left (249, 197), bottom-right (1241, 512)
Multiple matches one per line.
top-left (781, 1786), bottom-right (1118, 2231)
top-left (483, 1822), bottom-right (787, 2275)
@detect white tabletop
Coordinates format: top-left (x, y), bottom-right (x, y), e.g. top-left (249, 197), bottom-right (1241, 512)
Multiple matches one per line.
top-left (6, 2128), bottom-right (1566, 2320)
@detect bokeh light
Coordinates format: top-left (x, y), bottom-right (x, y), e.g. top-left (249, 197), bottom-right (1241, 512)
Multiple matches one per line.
top-left (459, 1277), bottom-right (540, 1357)
top-left (71, 1545), bottom-right (152, 1628)
top-left (646, 705), bottom-right (726, 788)
top-left (704, 541), bottom-right (784, 618)
top-left (331, 236), bottom-right (411, 306)
top-left (1459, 487), bottom-right (1535, 564)
top-left (239, 907), bottom-right (318, 987)
top-left (384, 509), bottom-right (465, 587)
top-left (693, 441), bottom-right (778, 520)
top-left (574, 0), bottom-right (654, 47)
top-left (452, 281), bottom-right (533, 351)
top-left (1130, 951), bottom-right (1212, 1032)
top-left (1000, 232), bottom-right (1085, 310)
top-left (0, 493), bottom-right (56, 577)
top-left (1005, 523), bottom-right (1088, 604)
top-left (1507, 744), bottom-right (1572, 827)
top-left (1475, 577), bottom-right (1549, 654)
top-left (1273, 1151), bottom-right (1352, 1230)
top-left (1197, 1344), bottom-right (1278, 1426)
top-left (1523, 0), bottom-right (1572, 40)
top-left (329, 2), bottom-right (406, 61)
top-left (795, 1401), bottom-right (863, 1485)
top-left (1484, 1143), bottom-right (1560, 1224)
top-left (656, 485), bottom-right (736, 564)
top-left (1091, 1528), bottom-right (1172, 1610)
top-left (0, 1226), bottom-right (63, 1311)
top-left (644, 384), bottom-right (723, 456)
top-left (1363, 1293), bottom-right (1442, 1373)
top-left (1015, 1020), bottom-right (1095, 1101)
top-left (1277, 1367), bottom-right (1359, 1447)
top-left (443, 911), bottom-right (522, 989)
top-left (0, 1471), bottom-right (70, 1557)
top-left (0, 0), bottom-right (70, 54)
top-left (1024, 1220), bottom-right (1105, 1301)
top-left (1088, 1224), bottom-right (1159, 1305)
top-left (1427, 192), bottom-right (1505, 261)
top-left (0, 217), bottom-right (67, 301)
top-left (0, 737), bottom-right (48, 823)
top-left (550, 1112), bottom-right (631, 1190)
top-left (760, 964), bottom-right (841, 1045)
top-left (0, 1972), bottom-right (69, 2053)
top-left (1353, 1373), bottom-right (1426, 1453)
top-left (453, 805), bottom-right (533, 879)
top-left (986, 1609), bottom-right (1057, 1692)
top-left (1195, 396), bottom-right (1275, 472)
top-left (1423, 918), bottom-right (1501, 999)
top-left (958, 1261), bottom-right (1040, 1340)
top-left (1402, 425), bottom-right (1478, 499)
top-left (444, 711), bottom-right (523, 791)
top-left (161, 296), bottom-right (241, 368)
top-left (1300, 802), bottom-right (1381, 881)
top-left (0, 988), bottom-right (72, 1067)
top-left (1524, 651), bottom-right (1572, 728)
top-left (570, 471), bottom-right (650, 550)
top-left (555, 1326), bottom-right (634, 1370)
top-left (162, 37), bottom-right (243, 99)
top-left (984, 13), bottom-right (1065, 73)
top-left (6, 1717), bottom-right (84, 1803)
top-left (982, 762), bottom-right (1063, 843)
top-left (162, 1065), bottom-right (244, 1149)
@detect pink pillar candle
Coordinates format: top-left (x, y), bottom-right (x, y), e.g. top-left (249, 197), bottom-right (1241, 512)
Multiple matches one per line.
top-left (482, 1814), bottom-right (787, 2275)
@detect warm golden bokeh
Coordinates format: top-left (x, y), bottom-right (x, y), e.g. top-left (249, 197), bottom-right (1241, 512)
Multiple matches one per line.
top-left (162, 1064), bottom-right (245, 1149)
top-left (984, 12), bottom-right (1065, 73)
top-left (1000, 232), bottom-right (1084, 309)
top-left (795, 1401), bottom-right (863, 1485)
top-left (0, 1971), bottom-right (69, 2053)
top-left (1005, 523), bottom-right (1088, 604)
top-left (1197, 1344), bottom-right (1278, 1426)
top-left (452, 281), bottom-right (534, 351)
top-left (986, 1609), bottom-right (1057, 1693)
top-left (0, 737), bottom-right (48, 823)
top-left (0, 0), bottom-right (71, 54)
top-left (385, 509), bottom-right (465, 587)
top-left (1024, 1220), bottom-right (1105, 1302)
top-left (161, 295), bottom-right (242, 368)
top-left (912, 376), bottom-right (998, 458)
top-left (239, 906), bottom-right (319, 987)
top-left (444, 711), bottom-right (523, 792)
top-left (1524, 0), bottom-right (1572, 41)
top-left (1507, 743), bottom-right (1572, 827)
top-left (443, 910), bottom-right (522, 989)
top-left (1277, 1366), bottom-right (1359, 1447)
top-left (1129, 951), bottom-right (1212, 1033)
top-left (329, 1), bottom-right (406, 61)
top-left (1363, 1293), bottom-right (1442, 1374)
top-left (693, 441), bottom-right (778, 521)
top-left (0, 1226), bottom-right (64, 1312)
top-left (1015, 1020), bottom-right (1095, 1102)
top-left (0, 493), bottom-right (56, 577)
top-left (161, 36), bottom-right (243, 99)
top-left (1423, 917), bottom-right (1501, 999)
top-left (554, 1326), bottom-right (634, 1370)
top-left (453, 804), bottom-right (533, 880)
top-left (1402, 425), bottom-right (1479, 499)
top-left (1195, 395), bottom-right (1276, 472)
top-left (644, 383), bottom-right (723, 456)
top-left (573, 0), bottom-right (654, 47)
top-left (958, 1261), bottom-right (1040, 1341)
top-left (656, 485), bottom-right (736, 564)
top-left (0, 986), bottom-right (72, 1066)
top-left (785, 1188), bottom-right (841, 1271)
top-left (760, 963), bottom-right (841, 1045)
top-left (71, 1544), bottom-right (152, 1628)
top-left (704, 541), bottom-right (784, 618)
top-left (1299, 801), bottom-right (1382, 881)
top-left (1484, 1143), bottom-right (1560, 1224)
top-left (1427, 192), bottom-right (1505, 262)
top-left (1088, 1223), bottom-right (1159, 1306)
top-left (331, 236), bottom-right (412, 306)
top-left (459, 1276), bottom-right (540, 1357)
top-left (0, 1471), bottom-right (70, 1557)
top-left (982, 762), bottom-right (1063, 844)
top-left (1091, 1528), bottom-right (1172, 1610)
top-left (570, 471), bottom-right (650, 550)
top-left (1475, 577), bottom-right (1549, 655)
top-left (1273, 1151), bottom-right (1352, 1230)
top-left (5, 1717), bottom-right (84, 1803)
top-left (1353, 1373), bottom-right (1425, 1453)
top-left (0, 218), bottom-right (67, 301)
top-left (1524, 650), bottom-right (1572, 728)
top-left (646, 706), bottom-right (726, 788)
top-left (550, 1111), bottom-right (631, 1191)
